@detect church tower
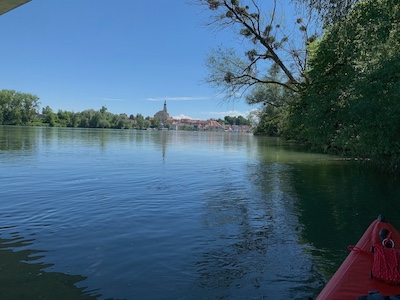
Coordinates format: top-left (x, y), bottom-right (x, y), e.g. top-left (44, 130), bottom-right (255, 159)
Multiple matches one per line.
top-left (154, 101), bottom-right (170, 124)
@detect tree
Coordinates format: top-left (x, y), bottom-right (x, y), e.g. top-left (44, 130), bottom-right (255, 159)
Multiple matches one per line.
top-left (135, 113), bottom-right (145, 129)
top-left (57, 110), bottom-right (73, 127)
top-left (295, 0), bottom-right (361, 26)
top-left (42, 106), bottom-right (57, 126)
top-left (100, 106), bottom-right (107, 115)
top-left (246, 63), bottom-right (295, 135)
top-left (111, 114), bottom-right (131, 129)
top-left (196, 0), bottom-right (318, 102)
top-left (143, 119), bottom-right (151, 129)
top-left (70, 113), bottom-right (80, 127)
top-left (151, 117), bottom-right (161, 128)
top-left (288, 0), bottom-right (400, 165)
top-left (237, 116), bottom-right (249, 125)
top-left (224, 116), bottom-right (235, 125)
top-left (195, 0), bottom-right (368, 138)
top-left (216, 118), bottom-right (227, 124)
top-left (0, 90), bottom-right (39, 125)
top-left (21, 93), bottom-right (40, 125)
top-left (194, 0), bottom-right (324, 139)
top-left (78, 109), bottom-right (93, 128)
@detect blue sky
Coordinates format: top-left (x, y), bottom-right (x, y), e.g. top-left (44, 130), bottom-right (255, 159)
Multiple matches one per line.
top-left (0, 0), bottom-right (256, 120)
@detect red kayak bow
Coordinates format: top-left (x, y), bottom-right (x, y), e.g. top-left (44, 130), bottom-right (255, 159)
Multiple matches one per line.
top-left (316, 216), bottom-right (400, 299)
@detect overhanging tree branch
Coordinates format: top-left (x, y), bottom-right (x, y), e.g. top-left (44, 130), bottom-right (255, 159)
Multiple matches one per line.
top-left (194, 0), bottom-right (311, 102)
top-left (221, 0), bottom-right (300, 86)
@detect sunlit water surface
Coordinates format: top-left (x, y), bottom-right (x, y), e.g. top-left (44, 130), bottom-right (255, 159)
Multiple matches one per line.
top-left (1, 126), bottom-right (400, 300)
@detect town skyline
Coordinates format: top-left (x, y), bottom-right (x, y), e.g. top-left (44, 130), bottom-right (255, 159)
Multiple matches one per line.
top-left (152, 100), bottom-right (251, 132)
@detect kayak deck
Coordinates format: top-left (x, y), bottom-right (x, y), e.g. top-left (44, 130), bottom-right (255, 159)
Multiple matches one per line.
top-left (316, 217), bottom-right (400, 299)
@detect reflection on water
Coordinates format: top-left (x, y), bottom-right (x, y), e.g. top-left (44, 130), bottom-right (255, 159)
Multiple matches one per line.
top-left (192, 153), bottom-right (322, 299)
top-left (1, 126), bottom-right (400, 299)
top-left (0, 231), bottom-right (104, 300)
top-left (0, 126), bottom-right (39, 162)
top-left (289, 162), bottom-right (400, 283)
top-left (0, 126), bottom-right (256, 160)
top-left (232, 135), bottom-right (400, 297)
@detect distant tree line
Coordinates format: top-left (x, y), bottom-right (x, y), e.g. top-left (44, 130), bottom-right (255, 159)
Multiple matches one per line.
top-left (216, 115), bottom-right (251, 126)
top-left (41, 105), bottom-right (135, 129)
top-left (41, 105), bottom-right (168, 129)
top-left (0, 90), bottom-right (167, 129)
top-left (0, 89), bottom-right (251, 130)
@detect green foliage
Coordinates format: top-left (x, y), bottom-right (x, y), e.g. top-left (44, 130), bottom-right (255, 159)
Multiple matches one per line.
top-left (216, 118), bottom-right (227, 124)
top-left (143, 119), bottom-right (151, 129)
top-left (0, 90), bottom-right (39, 125)
top-left (201, 0), bottom-right (306, 104)
top-left (247, 64), bottom-right (296, 135)
top-left (57, 110), bottom-right (72, 127)
top-left (287, 0), bottom-right (400, 167)
top-left (295, 0), bottom-right (361, 25)
top-left (42, 106), bottom-right (55, 126)
top-left (151, 117), bottom-right (161, 128)
top-left (135, 113), bottom-right (145, 130)
top-left (39, 106), bottom-right (134, 129)
top-left (224, 115), bottom-right (250, 126)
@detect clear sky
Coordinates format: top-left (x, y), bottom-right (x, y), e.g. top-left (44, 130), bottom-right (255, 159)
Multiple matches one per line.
top-left (0, 0), bottom-right (256, 120)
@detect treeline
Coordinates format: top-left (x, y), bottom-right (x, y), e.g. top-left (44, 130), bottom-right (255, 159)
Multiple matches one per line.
top-left (0, 89), bottom-right (250, 130)
top-left (216, 116), bottom-right (250, 126)
top-left (41, 105), bottom-right (158, 129)
top-left (0, 89), bottom-right (164, 129)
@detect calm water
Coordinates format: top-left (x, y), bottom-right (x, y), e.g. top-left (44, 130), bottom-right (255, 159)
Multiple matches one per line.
top-left (1, 126), bottom-right (400, 300)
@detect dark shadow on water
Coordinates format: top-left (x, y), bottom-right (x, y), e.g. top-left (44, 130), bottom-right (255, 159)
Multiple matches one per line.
top-left (249, 138), bottom-right (400, 298)
top-left (194, 136), bottom-right (400, 299)
top-left (0, 233), bottom-right (122, 300)
top-left (253, 138), bottom-right (400, 297)
top-left (193, 160), bottom-right (320, 299)
top-left (287, 162), bottom-right (400, 288)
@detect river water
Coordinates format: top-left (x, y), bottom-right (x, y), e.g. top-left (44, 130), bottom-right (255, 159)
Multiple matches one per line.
top-left (1, 126), bottom-right (400, 300)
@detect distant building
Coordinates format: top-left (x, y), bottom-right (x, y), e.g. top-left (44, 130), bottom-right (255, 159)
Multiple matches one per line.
top-left (152, 101), bottom-right (251, 132)
top-left (154, 101), bottom-right (170, 125)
